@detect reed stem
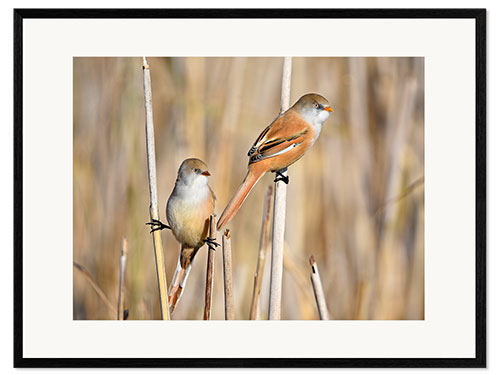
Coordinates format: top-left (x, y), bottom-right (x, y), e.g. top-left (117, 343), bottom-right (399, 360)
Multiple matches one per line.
top-left (249, 185), bottom-right (273, 319)
top-left (222, 229), bottom-right (234, 320)
top-left (142, 57), bottom-right (170, 320)
top-left (309, 256), bottom-right (330, 320)
top-left (268, 57), bottom-right (292, 320)
top-left (203, 215), bottom-right (216, 320)
top-left (117, 237), bottom-right (128, 320)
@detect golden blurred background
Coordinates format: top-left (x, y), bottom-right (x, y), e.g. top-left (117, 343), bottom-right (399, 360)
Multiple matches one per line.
top-left (73, 57), bottom-right (424, 320)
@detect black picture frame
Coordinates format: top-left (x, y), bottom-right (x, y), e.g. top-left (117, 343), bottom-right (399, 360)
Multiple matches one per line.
top-left (13, 8), bottom-right (486, 368)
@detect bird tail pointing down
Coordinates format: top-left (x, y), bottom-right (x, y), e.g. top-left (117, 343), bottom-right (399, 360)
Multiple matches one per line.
top-left (168, 255), bottom-right (193, 314)
top-left (217, 168), bottom-right (265, 231)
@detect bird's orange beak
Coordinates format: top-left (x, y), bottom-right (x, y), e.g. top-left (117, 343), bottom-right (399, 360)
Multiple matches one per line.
top-left (324, 106), bottom-right (333, 112)
top-left (201, 170), bottom-right (211, 176)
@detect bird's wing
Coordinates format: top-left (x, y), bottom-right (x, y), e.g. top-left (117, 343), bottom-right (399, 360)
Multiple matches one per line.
top-left (249, 128), bottom-right (309, 163)
top-left (247, 121), bottom-right (276, 157)
top-left (248, 111), bottom-right (310, 163)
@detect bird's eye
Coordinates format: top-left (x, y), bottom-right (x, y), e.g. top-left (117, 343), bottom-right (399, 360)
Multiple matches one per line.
top-left (313, 103), bottom-right (319, 109)
top-left (194, 168), bottom-right (201, 174)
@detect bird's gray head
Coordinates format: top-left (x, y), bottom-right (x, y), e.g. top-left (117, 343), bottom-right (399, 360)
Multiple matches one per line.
top-left (177, 158), bottom-right (211, 187)
top-left (292, 93), bottom-right (333, 125)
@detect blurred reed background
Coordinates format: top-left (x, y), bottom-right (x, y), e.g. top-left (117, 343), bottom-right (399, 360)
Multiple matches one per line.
top-left (73, 57), bottom-right (424, 320)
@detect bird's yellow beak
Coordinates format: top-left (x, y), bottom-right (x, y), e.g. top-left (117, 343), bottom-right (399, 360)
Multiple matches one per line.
top-left (201, 170), bottom-right (211, 176)
top-left (324, 106), bottom-right (333, 112)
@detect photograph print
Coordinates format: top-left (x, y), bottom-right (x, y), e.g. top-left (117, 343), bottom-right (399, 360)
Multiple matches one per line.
top-left (73, 56), bottom-right (424, 321)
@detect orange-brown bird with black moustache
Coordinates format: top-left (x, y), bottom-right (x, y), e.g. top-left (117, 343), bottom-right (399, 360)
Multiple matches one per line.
top-left (217, 93), bottom-right (333, 231)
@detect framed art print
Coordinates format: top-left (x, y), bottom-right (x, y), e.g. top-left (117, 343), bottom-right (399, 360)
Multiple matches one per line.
top-left (14, 8), bottom-right (486, 367)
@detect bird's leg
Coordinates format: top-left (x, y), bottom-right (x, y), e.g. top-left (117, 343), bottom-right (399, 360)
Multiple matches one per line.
top-left (274, 168), bottom-right (289, 184)
top-left (204, 237), bottom-right (220, 251)
top-left (145, 218), bottom-right (171, 233)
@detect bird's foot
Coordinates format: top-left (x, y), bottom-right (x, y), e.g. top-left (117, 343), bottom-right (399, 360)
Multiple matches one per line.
top-left (204, 237), bottom-right (220, 251)
top-left (274, 169), bottom-right (289, 184)
top-left (145, 219), bottom-right (171, 233)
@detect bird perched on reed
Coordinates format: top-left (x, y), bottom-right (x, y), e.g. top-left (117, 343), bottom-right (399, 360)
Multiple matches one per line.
top-left (147, 158), bottom-right (217, 313)
top-left (217, 93), bottom-right (333, 231)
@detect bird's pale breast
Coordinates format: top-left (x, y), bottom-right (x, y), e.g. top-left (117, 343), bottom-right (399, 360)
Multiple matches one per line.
top-left (166, 190), bottom-right (213, 249)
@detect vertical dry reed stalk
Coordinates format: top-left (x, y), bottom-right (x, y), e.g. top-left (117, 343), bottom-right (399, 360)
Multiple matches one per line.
top-left (249, 185), bottom-right (273, 319)
top-left (309, 256), bottom-right (330, 320)
top-left (117, 237), bottom-right (128, 320)
top-left (203, 215), bottom-right (216, 320)
top-left (375, 78), bottom-right (419, 319)
top-left (142, 57), bottom-right (170, 320)
top-left (222, 230), bottom-right (234, 320)
top-left (347, 58), bottom-right (377, 319)
top-left (382, 78), bottom-right (419, 226)
top-left (268, 57), bottom-right (292, 320)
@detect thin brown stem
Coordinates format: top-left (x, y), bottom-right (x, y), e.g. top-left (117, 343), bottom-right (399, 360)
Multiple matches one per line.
top-left (249, 185), bottom-right (273, 319)
top-left (222, 229), bottom-right (234, 320)
top-left (309, 256), bottom-right (330, 320)
top-left (203, 215), bottom-right (216, 320)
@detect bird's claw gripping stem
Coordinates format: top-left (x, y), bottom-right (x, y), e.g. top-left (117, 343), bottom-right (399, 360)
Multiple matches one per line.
top-left (146, 219), bottom-right (171, 233)
top-left (274, 169), bottom-right (289, 184)
top-left (204, 237), bottom-right (220, 251)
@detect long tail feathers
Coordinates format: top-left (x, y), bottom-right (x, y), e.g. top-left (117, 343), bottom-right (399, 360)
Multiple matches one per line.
top-left (217, 168), bottom-right (265, 231)
top-left (168, 256), bottom-right (192, 314)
